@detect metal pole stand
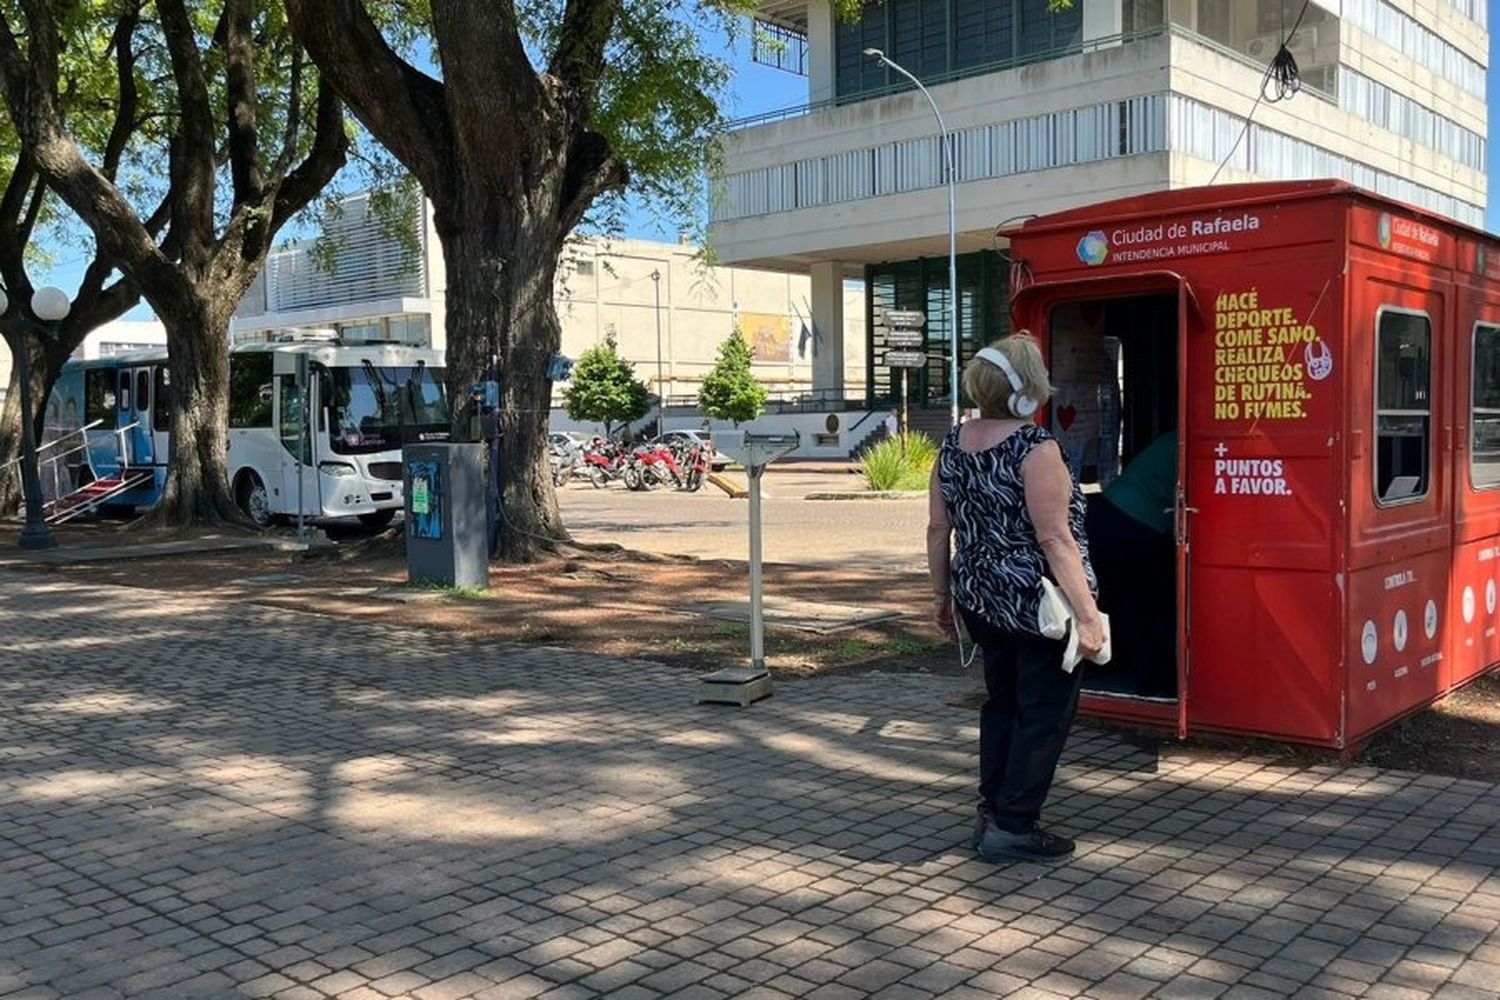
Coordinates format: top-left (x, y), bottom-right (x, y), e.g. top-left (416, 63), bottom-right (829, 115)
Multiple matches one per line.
top-left (696, 431), bottom-right (799, 707)
top-left (15, 333), bottom-right (56, 550)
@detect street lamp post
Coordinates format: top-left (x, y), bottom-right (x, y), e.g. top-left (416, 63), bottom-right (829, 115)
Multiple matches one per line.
top-left (651, 269), bottom-right (665, 438)
top-left (0, 285), bottom-right (69, 549)
top-left (864, 48), bottom-right (961, 427)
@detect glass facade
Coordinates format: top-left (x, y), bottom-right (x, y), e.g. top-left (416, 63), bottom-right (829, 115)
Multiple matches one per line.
top-left (835, 0), bottom-right (1084, 101)
top-left (865, 251), bottom-right (1009, 407)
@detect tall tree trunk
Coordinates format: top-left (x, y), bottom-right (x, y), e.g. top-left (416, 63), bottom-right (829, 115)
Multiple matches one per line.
top-left (436, 206), bottom-right (569, 562)
top-left (150, 293), bottom-right (246, 527)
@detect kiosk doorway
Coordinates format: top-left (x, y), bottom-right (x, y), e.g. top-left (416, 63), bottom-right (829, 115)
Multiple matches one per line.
top-left (1046, 294), bottom-right (1181, 701)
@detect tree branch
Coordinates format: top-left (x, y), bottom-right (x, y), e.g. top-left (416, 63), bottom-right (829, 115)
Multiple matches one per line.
top-left (225, 0), bottom-right (263, 205)
top-left (285, 0), bottom-right (452, 197)
top-left (270, 46), bottom-right (304, 178)
top-left (431, 0), bottom-right (545, 179)
top-left (101, 6), bottom-right (141, 182)
top-left (155, 0), bottom-right (217, 257)
top-left (267, 79), bottom-right (348, 241)
top-left (557, 129), bottom-right (626, 234)
top-left (0, 9), bottom-right (183, 302)
top-left (548, 0), bottom-right (619, 114)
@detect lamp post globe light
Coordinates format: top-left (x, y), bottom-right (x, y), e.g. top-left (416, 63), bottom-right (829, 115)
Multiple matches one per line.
top-left (0, 285), bottom-right (70, 549)
top-left (863, 48), bottom-right (961, 428)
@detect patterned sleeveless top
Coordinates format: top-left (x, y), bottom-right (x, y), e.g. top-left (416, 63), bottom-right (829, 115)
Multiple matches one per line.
top-left (938, 423), bottom-right (1097, 634)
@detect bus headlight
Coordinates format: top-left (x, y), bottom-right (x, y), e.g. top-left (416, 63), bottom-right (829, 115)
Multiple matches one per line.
top-left (319, 462), bottom-right (357, 475)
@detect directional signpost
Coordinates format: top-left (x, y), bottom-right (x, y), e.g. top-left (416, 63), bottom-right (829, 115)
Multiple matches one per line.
top-left (883, 309), bottom-right (927, 438)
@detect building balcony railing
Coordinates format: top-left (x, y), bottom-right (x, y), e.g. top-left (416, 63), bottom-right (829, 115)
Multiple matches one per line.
top-left (724, 26), bottom-right (1170, 133)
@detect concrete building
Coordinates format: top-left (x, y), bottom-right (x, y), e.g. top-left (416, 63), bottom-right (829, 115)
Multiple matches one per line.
top-left (231, 191), bottom-right (869, 407)
top-left (713, 0), bottom-right (1488, 417)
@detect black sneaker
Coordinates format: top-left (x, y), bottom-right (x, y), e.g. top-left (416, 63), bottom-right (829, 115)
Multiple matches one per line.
top-left (969, 807), bottom-right (993, 849)
top-left (977, 822), bottom-right (1075, 863)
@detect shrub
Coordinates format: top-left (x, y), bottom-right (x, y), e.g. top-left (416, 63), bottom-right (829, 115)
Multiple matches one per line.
top-left (862, 431), bottom-right (937, 491)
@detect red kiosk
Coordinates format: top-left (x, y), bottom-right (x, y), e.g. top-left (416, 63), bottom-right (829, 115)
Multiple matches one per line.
top-left (1002, 180), bottom-right (1500, 749)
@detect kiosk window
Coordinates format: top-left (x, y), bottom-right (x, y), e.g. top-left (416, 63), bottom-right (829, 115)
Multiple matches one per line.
top-left (1473, 324), bottom-right (1500, 489)
top-left (84, 369), bottom-right (116, 423)
top-left (1375, 310), bottom-right (1431, 504)
top-left (228, 354), bottom-right (273, 428)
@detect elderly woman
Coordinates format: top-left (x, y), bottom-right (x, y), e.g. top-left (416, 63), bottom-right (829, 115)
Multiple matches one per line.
top-left (928, 334), bottom-right (1104, 863)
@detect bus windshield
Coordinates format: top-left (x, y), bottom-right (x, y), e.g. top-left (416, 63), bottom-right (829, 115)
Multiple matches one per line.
top-left (327, 364), bottom-right (449, 454)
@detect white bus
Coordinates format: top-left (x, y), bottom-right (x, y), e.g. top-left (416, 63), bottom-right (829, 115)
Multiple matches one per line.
top-left (47, 338), bottom-right (448, 527)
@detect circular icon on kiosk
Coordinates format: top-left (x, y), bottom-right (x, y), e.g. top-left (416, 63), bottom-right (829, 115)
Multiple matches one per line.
top-left (1393, 610), bottom-right (1409, 652)
top-left (1361, 620), bottom-right (1378, 665)
top-left (1378, 212), bottom-right (1393, 249)
top-left (1425, 599), bottom-right (1439, 640)
top-left (1463, 586), bottom-right (1476, 624)
top-left (1305, 340), bottom-right (1334, 382)
top-left (1488, 579), bottom-right (1498, 616)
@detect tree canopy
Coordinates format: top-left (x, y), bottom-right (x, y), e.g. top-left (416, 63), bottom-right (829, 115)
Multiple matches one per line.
top-left (562, 334), bottom-right (650, 436)
top-left (698, 326), bottom-right (765, 425)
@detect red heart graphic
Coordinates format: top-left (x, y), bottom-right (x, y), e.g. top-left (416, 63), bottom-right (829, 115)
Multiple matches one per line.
top-left (1058, 405), bottom-right (1077, 430)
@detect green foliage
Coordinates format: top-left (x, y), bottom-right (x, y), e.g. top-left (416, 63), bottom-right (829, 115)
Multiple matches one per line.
top-left (697, 327), bottom-right (767, 425)
top-left (862, 432), bottom-right (937, 492)
top-left (561, 336), bottom-right (651, 434)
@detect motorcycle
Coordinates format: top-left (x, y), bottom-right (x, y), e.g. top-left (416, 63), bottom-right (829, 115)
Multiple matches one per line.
top-left (681, 443), bottom-right (708, 492)
top-left (549, 442), bottom-right (582, 487)
top-left (626, 443), bottom-right (683, 490)
top-left (581, 441), bottom-right (628, 488)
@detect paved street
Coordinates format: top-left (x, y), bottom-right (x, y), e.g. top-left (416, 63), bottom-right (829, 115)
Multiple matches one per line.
top-left (3, 575), bottom-right (1500, 1000)
top-left (558, 482), bottom-right (927, 571)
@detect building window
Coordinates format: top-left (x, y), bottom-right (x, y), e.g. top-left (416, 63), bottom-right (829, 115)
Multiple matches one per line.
top-left (1473, 324), bottom-right (1500, 490)
top-left (84, 369), bottom-right (116, 424)
top-left (1375, 309), bottom-right (1431, 505)
top-left (576, 260), bottom-right (595, 276)
top-left (229, 353), bottom-right (274, 428)
top-left (865, 251), bottom-right (1008, 408)
top-left (836, 0), bottom-right (1083, 101)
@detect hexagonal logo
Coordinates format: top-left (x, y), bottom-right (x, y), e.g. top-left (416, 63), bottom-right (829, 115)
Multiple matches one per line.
top-left (1076, 230), bottom-right (1109, 266)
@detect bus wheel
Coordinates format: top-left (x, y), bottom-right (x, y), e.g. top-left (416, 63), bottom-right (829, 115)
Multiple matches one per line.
top-left (358, 509), bottom-right (396, 529)
top-left (236, 472), bottom-right (275, 528)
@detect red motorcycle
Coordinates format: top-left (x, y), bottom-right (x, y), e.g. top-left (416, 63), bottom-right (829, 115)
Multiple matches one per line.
top-left (625, 443), bottom-right (683, 490)
top-left (582, 441), bottom-right (628, 488)
top-left (678, 442), bottom-right (708, 492)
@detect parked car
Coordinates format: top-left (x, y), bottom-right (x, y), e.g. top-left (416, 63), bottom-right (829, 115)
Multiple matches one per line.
top-left (652, 429), bottom-right (727, 472)
top-left (549, 431), bottom-right (590, 454)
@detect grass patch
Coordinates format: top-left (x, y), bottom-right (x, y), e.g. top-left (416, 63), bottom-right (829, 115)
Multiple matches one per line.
top-left (829, 636), bottom-right (946, 661)
top-left (408, 580), bottom-right (490, 600)
top-left (862, 432), bottom-right (938, 491)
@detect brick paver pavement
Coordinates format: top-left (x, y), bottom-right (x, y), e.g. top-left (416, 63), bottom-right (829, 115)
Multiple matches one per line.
top-left (2, 575), bottom-right (1498, 1000)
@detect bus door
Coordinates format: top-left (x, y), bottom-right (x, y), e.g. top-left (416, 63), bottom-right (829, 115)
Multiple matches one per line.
top-left (127, 366), bottom-right (162, 470)
top-left (115, 367), bottom-right (156, 469)
top-left (275, 368), bottom-right (318, 519)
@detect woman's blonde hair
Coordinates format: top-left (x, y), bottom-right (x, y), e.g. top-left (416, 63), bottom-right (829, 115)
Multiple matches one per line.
top-left (962, 333), bottom-right (1054, 419)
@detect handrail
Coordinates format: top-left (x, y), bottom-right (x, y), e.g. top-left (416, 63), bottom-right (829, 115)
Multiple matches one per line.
top-left (0, 419), bottom-right (106, 474)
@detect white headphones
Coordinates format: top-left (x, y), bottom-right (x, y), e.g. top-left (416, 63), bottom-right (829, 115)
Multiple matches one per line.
top-left (976, 346), bottom-right (1039, 418)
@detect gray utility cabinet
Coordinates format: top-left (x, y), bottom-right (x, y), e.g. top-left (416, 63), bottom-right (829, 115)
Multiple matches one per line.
top-left (403, 442), bottom-right (489, 589)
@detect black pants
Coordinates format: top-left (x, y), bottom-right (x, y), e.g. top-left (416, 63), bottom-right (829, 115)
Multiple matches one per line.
top-left (959, 608), bottom-right (1084, 834)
